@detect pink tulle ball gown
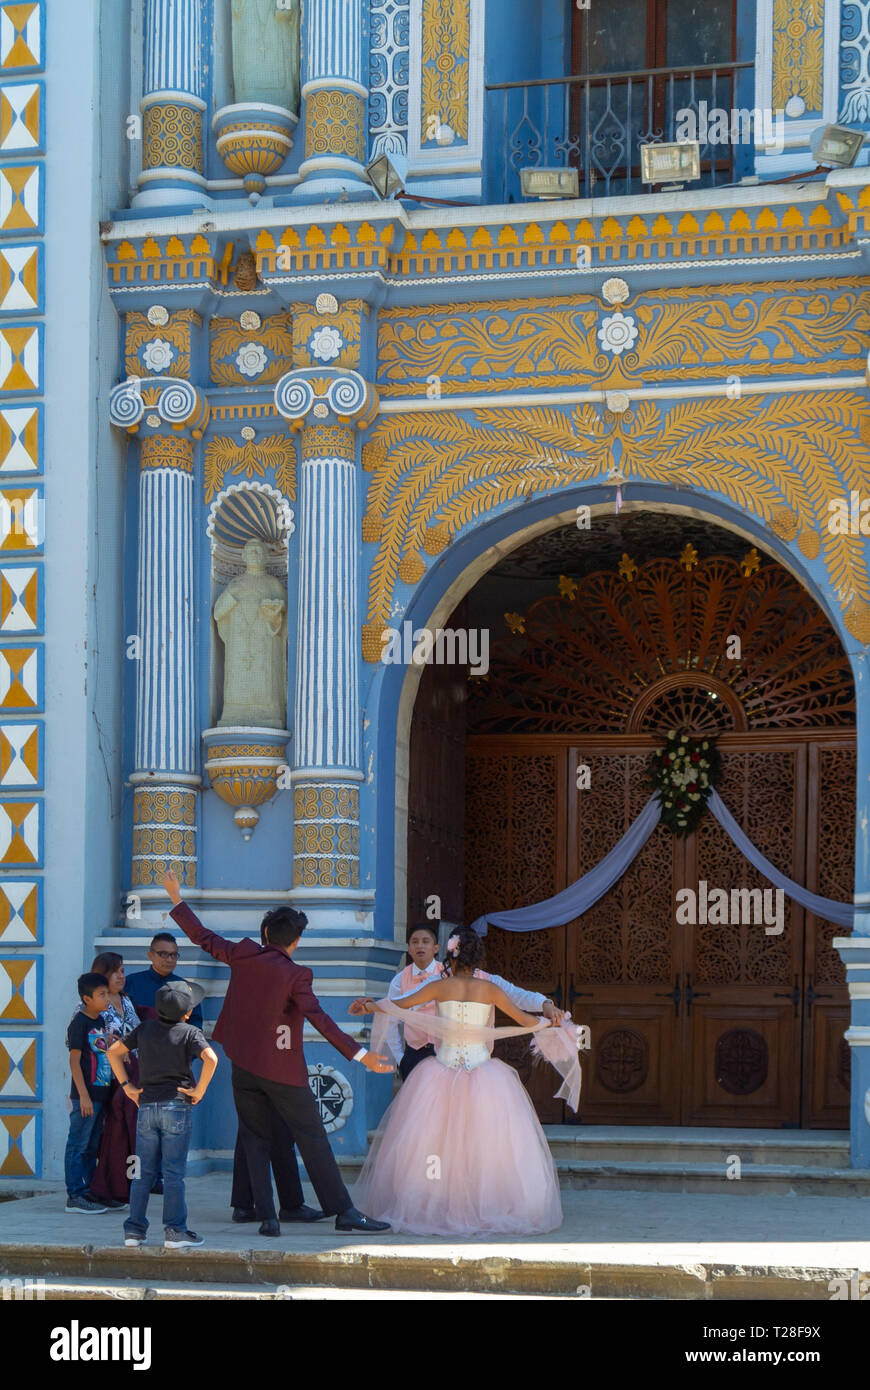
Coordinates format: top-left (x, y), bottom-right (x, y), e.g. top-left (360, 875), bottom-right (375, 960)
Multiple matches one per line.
top-left (353, 999), bottom-right (562, 1236)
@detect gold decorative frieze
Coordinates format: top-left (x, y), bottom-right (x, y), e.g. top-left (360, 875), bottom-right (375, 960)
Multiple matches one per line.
top-left (377, 279), bottom-right (868, 397)
top-left (300, 426), bottom-right (355, 462)
top-left (305, 88), bottom-right (365, 161)
top-left (361, 394), bottom-right (870, 653)
top-left (421, 0), bottom-right (470, 145)
top-left (203, 433), bottom-right (296, 504)
top-left (140, 436), bottom-right (194, 472)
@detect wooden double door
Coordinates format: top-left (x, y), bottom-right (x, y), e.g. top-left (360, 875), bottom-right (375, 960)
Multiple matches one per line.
top-left (464, 734), bottom-right (855, 1127)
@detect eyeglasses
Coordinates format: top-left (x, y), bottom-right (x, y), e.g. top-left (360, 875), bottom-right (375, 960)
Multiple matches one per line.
top-left (152, 950), bottom-right (179, 960)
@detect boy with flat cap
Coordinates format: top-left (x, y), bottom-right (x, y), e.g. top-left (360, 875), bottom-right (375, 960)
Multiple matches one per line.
top-left (108, 979), bottom-right (217, 1249)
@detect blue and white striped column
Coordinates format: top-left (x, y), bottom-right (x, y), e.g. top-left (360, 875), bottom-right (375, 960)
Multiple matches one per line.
top-left (298, 0), bottom-right (371, 197)
top-left (137, 0), bottom-right (208, 207)
top-left (129, 434), bottom-right (200, 889)
top-left (292, 425), bottom-right (363, 900)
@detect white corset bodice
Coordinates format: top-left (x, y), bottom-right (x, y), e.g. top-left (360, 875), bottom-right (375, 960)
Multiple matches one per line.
top-left (435, 999), bottom-right (492, 1072)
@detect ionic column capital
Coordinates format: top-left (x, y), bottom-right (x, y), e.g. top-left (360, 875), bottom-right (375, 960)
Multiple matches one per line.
top-left (109, 376), bottom-right (210, 440)
top-left (274, 367), bottom-right (378, 432)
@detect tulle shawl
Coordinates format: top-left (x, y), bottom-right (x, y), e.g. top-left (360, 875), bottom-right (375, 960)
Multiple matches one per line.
top-left (371, 996), bottom-right (582, 1113)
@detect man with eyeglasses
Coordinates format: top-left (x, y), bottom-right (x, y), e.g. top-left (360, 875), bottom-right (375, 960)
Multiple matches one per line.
top-left (125, 933), bottom-right (204, 1196)
top-left (125, 934), bottom-right (204, 1030)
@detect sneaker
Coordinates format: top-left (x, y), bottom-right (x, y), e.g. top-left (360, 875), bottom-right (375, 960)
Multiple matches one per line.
top-left (92, 1194), bottom-right (127, 1209)
top-left (164, 1228), bottom-right (204, 1248)
top-left (65, 1195), bottom-right (108, 1214)
top-left (124, 1235), bottom-right (145, 1247)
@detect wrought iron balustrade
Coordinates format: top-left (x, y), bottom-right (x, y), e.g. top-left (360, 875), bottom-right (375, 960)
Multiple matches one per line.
top-left (486, 61), bottom-right (755, 203)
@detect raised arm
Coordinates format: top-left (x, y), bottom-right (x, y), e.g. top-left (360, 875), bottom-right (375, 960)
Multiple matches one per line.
top-left (485, 981), bottom-right (544, 1028)
top-left (163, 869), bottom-right (239, 966)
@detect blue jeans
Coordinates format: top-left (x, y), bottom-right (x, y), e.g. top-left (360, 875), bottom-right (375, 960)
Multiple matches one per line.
top-left (124, 1100), bottom-right (192, 1236)
top-left (64, 1098), bottom-right (107, 1198)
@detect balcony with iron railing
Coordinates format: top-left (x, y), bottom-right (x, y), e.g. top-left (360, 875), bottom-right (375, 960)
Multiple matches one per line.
top-left (485, 61), bottom-right (757, 204)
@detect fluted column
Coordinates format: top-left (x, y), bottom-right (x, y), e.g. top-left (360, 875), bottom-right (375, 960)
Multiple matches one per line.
top-left (110, 377), bottom-right (210, 890)
top-left (136, 0), bottom-right (208, 207)
top-left (274, 369), bottom-right (379, 912)
top-left (297, 0), bottom-right (371, 197)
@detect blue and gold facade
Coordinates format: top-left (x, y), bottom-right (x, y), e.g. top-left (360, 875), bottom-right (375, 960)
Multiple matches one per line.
top-left (0, 0), bottom-right (867, 1181)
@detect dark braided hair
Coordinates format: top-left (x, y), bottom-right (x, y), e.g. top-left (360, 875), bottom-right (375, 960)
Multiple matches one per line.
top-left (442, 925), bottom-right (485, 976)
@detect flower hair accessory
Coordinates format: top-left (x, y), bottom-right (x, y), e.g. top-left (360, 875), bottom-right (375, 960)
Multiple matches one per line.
top-left (446, 934), bottom-right (460, 957)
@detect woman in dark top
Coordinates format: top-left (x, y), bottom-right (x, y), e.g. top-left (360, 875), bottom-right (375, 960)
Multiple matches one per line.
top-left (70, 952), bottom-right (140, 1205)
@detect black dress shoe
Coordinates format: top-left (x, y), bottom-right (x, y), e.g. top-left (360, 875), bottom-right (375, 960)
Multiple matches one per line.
top-left (335, 1206), bottom-right (390, 1233)
top-left (258, 1219), bottom-right (281, 1237)
top-left (279, 1204), bottom-right (326, 1223)
top-left (232, 1207), bottom-right (257, 1223)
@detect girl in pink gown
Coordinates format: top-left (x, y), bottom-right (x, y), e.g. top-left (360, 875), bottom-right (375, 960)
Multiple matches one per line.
top-left (353, 927), bottom-right (572, 1237)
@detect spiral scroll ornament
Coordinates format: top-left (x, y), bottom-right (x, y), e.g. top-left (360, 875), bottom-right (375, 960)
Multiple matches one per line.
top-left (158, 379), bottom-right (198, 425)
top-left (327, 372), bottom-right (367, 417)
top-left (109, 379), bottom-right (146, 430)
top-left (275, 374), bottom-right (315, 421)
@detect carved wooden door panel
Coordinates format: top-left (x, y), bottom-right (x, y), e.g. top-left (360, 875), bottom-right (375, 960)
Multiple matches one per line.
top-left (681, 744), bottom-right (806, 1126)
top-left (803, 740), bottom-right (855, 1127)
top-left (564, 746), bottom-right (683, 1124)
top-left (464, 739), bottom-right (568, 1122)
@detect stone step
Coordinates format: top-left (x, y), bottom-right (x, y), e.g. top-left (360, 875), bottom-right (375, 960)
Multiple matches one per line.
top-left (334, 1126), bottom-right (860, 1196)
top-left (552, 1161), bottom-right (870, 1197)
top-left (2, 1240), bottom-right (866, 1301)
top-left (540, 1126), bottom-right (850, 1169)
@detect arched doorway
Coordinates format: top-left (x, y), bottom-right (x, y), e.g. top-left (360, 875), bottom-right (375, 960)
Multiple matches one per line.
top-left (406, 512), bottom-right (856, 1128)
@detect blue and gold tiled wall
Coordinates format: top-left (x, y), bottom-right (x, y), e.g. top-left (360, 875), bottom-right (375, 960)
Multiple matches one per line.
top-left (0, 0), bottom-right (43, 1178)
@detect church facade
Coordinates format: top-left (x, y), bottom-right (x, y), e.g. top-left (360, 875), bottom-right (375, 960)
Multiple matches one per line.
top-left (1, 0), bottom-right (869, 1185)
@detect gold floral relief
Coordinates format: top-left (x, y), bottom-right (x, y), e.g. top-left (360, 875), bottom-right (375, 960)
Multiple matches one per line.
top-left (292, 301), bottom-right (364, 369)
top-left (209, 313), bottom-right (293, 387)
top-left (362, 394), bottom-right (870, 651)
top-left (124, 310), bottom-right (199, 379)
top-left (772, 0), bottom-right (825, 110)
top-left (420, 0), bottom-right (470, 144)
top-left (203, 434), bottom-right (296, 504)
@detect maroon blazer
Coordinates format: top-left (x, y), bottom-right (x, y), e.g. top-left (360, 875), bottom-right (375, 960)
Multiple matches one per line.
top-left (170, 902), bottom-right (360, 1086)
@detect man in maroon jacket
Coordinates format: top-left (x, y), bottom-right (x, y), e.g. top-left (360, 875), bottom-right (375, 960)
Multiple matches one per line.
top-left (162, 870), bottom-right (392, 1236)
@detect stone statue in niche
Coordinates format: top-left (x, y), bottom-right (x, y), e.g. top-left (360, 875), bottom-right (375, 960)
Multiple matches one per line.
top-left (215, 539), bottom-right (287, 729)
top-left (231, 0), bottom-right (301, 114)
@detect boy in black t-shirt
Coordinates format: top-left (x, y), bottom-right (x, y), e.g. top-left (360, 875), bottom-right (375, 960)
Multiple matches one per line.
top-left (108, 979), bottom-right (217, 1248)
top-left (64, 972), bottom-right (113, 1213)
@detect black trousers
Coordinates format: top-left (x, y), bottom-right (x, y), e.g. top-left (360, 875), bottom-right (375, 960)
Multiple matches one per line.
top-left (398, 1043), bottom-right (435, 1081)
top-left (230, 1105), bottom-right (304, 1214)
top-left (231, 1064), bottom-right (352, 1221)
